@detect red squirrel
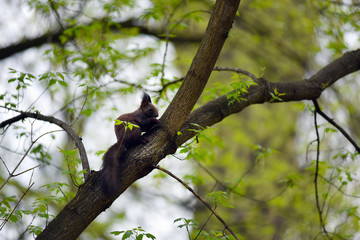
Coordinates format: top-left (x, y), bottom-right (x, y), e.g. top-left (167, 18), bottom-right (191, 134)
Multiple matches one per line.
top-left (101, 93), bottom-right (159, 195)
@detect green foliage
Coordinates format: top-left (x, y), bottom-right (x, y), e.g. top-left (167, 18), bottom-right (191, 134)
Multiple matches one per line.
top-left (31, 144), bottom-right (52, 165)
top-left (59, 147), bottom-right (84, 186)
top-left (111, 226), bottom-right (156, 240)
top-left (1, 0), bottom-right (360, 239)
top-left (206, 191), bottom-right (234, 209)
top-left (204, 73), bottom-right (257, 103)
top-left (115, 120), bottom-right (140, 131)
top-left (269, 88), bottom-right (286, 102)
top-left (0, 196), bottom-right (18, 223)
top-left (174, 217), bottom-right (244, 240)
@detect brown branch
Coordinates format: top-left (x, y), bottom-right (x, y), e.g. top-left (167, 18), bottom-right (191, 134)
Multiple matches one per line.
top-left (0, 18), bottom-right (202, 61)
top-left (0, 111), bottom-right (90, 180)
top-left (160, 0), bottom-right (241, 137)
top-left (154, 165), bottom-right (239, 240)
top-left (175, 49), bottom-right (360, 147)
top-left (0, 182), bottom-right (34, 230)
top-left (0, 129), bottom-right (58, 191)
top-left (213, 66), bottom-right (258, 81)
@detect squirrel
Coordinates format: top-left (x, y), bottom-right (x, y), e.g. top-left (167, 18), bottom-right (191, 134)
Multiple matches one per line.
top-left (101, 93), bottom-right (160, 195)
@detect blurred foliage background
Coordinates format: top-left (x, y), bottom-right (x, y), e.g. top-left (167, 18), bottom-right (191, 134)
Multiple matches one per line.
top-left (0, 0), bottom-right (359, 239)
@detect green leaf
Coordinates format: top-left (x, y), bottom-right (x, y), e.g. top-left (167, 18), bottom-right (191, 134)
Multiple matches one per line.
top-left (9, 214), bottom-right (18, 223)
top-left (145, 233), bottom-right (156, 239)
top-left (110, 231), bottom-right (124, 236)
top-left (56, 72), bottom-right (64, 80)
top-left (122, 230), bottom-right (133, 240)
top-left (49, 79), bottom-right (57, 86)
top-left (58, 80), bottom-right (68, 87)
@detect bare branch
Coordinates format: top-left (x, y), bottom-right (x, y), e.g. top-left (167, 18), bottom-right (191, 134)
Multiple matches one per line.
top-left (0, 182), bottom-right (34, 230)
top-left (12, 164), bottom-right (41, 177)
top-left (213, 66), bottom-right (258, 81)
top-left (154, 165), bottom-right (240, 240)
top-left (313, 101), bottom-right (330, 238)
top-left (0, 130), bottom-right (59, 191)
top-left (0, 111), bottom-right (90, 180)
top-left (313, 99), bottom-right (360, 154)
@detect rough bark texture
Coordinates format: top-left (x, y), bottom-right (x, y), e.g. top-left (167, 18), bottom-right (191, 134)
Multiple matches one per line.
top-left (160, 0), bottom-right (241, 136)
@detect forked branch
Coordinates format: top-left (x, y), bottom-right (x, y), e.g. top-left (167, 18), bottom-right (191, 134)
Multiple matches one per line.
top-left (0, 110), bottom-right (90, 180)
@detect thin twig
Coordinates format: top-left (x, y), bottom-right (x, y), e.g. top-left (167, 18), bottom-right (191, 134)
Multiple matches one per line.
top-left (313, 102), bottom-right (330, 238)
top-left (213, 66), bottom-right (258, 82)
top-left (12, 164), bottom-right (41, 177)
top-left (194, 210), bottom-right (214, 240)
top-left (154, 165), bottom-right (240, 240)
top-left (0, 182), bottom-right (34, 230)
top-left (0, 130), bottom-right (59, 191)
top-left (197, 161), bottom-right (287, 202)
top-left (318, 174), bottom-right (360, 199)
top-left (313, 99), bottom-right (360, 154)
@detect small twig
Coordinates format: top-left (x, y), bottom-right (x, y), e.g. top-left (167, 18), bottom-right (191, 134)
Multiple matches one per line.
top-left (154, 165), bottom-right (240, 240)
top-left (12, 164), bottom-right (41, 177)
top-left (213, 66), bottom-right (258, 82)
top-left (318, 174), bottom-right (360, 199)
top-left (194, 210), bottom-right (214, 240)
top-left (0, 182), bottom-right (34, 230)
top-left (0, 157), bottom-right (11, 174)
top-left (0, 130), bottom-right (58, 191)
top-left (313, 103), bottom-right (330, 238)
top-left (198, 161), bottom-right (287, 202)
top-left (313, 99), bottom-right (360, 154)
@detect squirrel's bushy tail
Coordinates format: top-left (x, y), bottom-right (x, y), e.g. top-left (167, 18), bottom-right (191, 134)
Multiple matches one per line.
top-left (101, 142), bottom-right (125, 195)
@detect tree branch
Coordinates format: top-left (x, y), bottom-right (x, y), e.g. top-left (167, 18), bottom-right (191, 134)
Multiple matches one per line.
top-left (0, 111), bottom-right (90, 180)
top-left (175, 49), bottom-right (360, 147)
top-left (154, 165), bottom-right (239, 240)
top-left (0, 18), bottom-right (202, 61)
top-left (313, 101), bottom-right (329, 237)
top-left (313, 99), bottom-right (360, 154)
top-left (160, 0), bottom-right (241, 137)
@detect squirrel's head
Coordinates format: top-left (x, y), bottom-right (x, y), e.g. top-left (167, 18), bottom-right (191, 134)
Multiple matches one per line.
top-left (140, 92), bottom-right (159, 118)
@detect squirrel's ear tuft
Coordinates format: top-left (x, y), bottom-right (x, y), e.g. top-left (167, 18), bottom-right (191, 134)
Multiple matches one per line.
top-left (141, 92), bottom-right (151, 107)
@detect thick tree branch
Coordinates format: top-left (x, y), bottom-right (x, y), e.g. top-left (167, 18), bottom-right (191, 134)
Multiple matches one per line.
top-left (0, 19), bottom-right (202, 61)
top-left (175, 49), bottom-right (360, 147)
top-left (160, 0), bottom-right (241, 136)
top-left (0, 111), bottom-right (90, 180)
